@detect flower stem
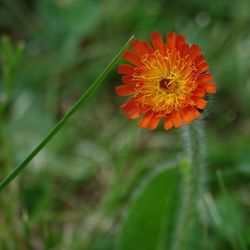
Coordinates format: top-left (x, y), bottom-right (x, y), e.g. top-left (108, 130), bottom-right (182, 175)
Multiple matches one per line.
top-left (0, 35), bottom-right (134, 192)
top-left (172, 119), bottom-right (206, 250)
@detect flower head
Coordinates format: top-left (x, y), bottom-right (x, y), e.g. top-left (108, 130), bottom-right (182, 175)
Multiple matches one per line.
top-left (116, 32), bottom-right (216, 130)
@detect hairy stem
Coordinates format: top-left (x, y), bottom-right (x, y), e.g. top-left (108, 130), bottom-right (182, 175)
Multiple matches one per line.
top-left (172, 119), bottom-right (206, 250)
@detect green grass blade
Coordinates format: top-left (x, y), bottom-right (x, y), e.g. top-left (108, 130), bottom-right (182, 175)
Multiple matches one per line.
top-left (0, 35), bottom-right (134, 192)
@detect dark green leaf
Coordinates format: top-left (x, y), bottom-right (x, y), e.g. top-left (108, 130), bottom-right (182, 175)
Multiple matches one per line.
top-left (117, 166), bottom-right (179, 250)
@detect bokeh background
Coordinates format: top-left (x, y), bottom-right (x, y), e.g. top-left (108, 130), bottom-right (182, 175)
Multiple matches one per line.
top-left (0, 0), bottom-right (250, 249)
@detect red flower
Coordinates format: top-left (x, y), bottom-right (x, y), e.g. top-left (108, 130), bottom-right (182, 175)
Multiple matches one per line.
top-left (116, 32), bottom-right (216, 130)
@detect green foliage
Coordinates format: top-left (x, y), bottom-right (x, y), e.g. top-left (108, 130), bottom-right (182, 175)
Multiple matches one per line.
top-left (0, 36), bottom-right (24, 115)
top-left (0, 0), bottom-right (250, 249)
top-left (0, 34), bottom-right (133, 191)
top-left (1, 36), bottom-right (23, 90)
top-left (118, 166), bottom-right (179, 250)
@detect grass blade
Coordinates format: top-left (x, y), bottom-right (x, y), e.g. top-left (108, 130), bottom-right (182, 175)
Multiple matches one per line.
top-left (0, 35), bottom-right (134, 192)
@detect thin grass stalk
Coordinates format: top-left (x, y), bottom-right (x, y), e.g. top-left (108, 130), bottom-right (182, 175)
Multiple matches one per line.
top-left (0, 35), bottom-right (134, 192)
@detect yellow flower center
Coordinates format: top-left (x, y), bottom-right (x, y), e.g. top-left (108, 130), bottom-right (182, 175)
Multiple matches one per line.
top-left (133, 50), bottom-right (197, 114)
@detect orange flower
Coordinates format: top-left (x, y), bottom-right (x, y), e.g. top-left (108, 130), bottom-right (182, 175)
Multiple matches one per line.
top-left (116, 32), bottom-right (216, 130)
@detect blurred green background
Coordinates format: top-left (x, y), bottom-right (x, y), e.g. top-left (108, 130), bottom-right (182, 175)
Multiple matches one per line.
top-left (0, 0), bottom-right (250, 249)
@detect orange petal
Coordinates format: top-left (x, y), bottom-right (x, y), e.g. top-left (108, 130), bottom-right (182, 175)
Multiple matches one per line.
top-left (122, 75), bottom-right (133, 84)
top-left (150, 32), bottom-right (164, 53)
top-left (148, 115), bottom-right (162, 130)
top-left (188, 44), bottom-right (201, 62)
top-left (195, 54), bottom-right (205, 66)
top-left (167, 32), bottom-right (177, 52)
top-left (164, 115), bottom-right (173, 130)
top-left (196, 62), bottom-right (209, 74)
top-left (171, 110), bottom-right (181, 128)
top-left (115, 85), bottom-right (135, 96)
top-left (188, 98), bottom-right (196, 106)
top-left (131, 39), bottom-right (153, 55)
top-left (123, 50), bottom-right (142, 66)
top-left (140, 104), bottom-right (151, 113)
top-left (202, 82), bottom-right (216, 93)
top-left (142, 41), bottom-right (154, 54)
top-left (197, 72), bottom-right (213, 84)
top-left (120, 99), bottom-right (140, 120)
top-left (181, 43), bottom-right (190, 57)
top-left (137, 111), bottom-right (154, 128)
top-left (118, 64), bottom-right (135, 74)
top-left (176, 34), bottom-right (186, 50)
top-left (194, 87), bottom-right (206, 97)
top-left (180, 108), bottom-right (192, 125)
top-left (189, 106), bottom-right (200, 120)
top-left (184, 106), bottom-right (199, 122)
top-left (193, 97), bottom-right (207, 109)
